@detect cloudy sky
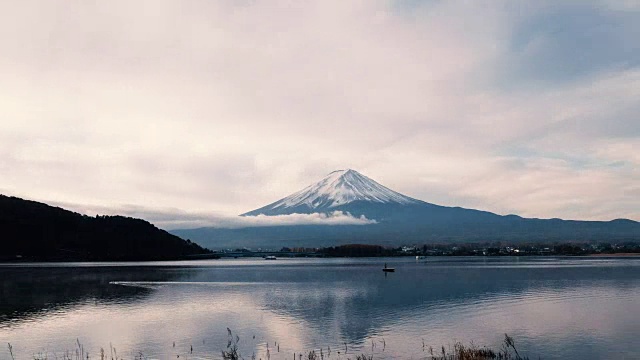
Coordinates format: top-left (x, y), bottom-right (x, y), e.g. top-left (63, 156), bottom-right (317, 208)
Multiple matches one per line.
top-left (1, 0), bottom-right (638, 228)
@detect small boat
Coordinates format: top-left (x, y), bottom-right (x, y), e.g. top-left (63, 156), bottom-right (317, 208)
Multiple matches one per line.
top-left (265, 255), bottom-right (277, 260)
top-left (382, 263), bottom-right (395, 272)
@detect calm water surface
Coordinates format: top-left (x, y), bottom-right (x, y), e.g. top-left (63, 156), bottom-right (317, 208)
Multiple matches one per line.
top-left (1, 257), bottom-right (639, 359)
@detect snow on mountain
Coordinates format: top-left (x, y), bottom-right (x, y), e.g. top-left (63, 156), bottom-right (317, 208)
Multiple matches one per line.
top-left (243, 169), bottom-right (420, 216)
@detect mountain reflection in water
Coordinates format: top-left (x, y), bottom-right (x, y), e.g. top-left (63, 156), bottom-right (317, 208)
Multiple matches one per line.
top-left (1, 257), bottom-right (639, 359)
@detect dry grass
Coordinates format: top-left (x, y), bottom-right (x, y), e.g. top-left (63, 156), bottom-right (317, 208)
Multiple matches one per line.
top-left (9, 332), bottom-right (532, 360)
top-left (425, 334), bottom-right (529, 360)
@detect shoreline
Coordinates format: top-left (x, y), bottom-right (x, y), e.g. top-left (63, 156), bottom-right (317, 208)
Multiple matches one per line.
top-left (589, 252), bottom-right (640, 257)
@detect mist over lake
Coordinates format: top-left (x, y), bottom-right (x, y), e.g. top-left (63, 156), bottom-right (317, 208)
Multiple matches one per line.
top-left (2, 257), bottom-right (639, 359)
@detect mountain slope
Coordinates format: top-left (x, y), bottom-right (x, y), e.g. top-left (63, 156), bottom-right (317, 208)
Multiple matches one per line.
top-left (0, 195), bottom-right (210, 261)
top-left (173, 216), bottom-right (640, 250)
top-left (173, 169), bottom-right (640, 249)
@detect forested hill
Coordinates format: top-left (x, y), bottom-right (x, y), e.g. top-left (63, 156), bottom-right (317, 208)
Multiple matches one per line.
top-left (0, 195), bottom-right (210, 261)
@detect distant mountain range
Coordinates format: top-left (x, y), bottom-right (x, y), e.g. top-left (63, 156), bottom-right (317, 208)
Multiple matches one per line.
top-left (0, 195), bottom-right (210, 261)
top-left (173, 169), bottom-right (640, 249)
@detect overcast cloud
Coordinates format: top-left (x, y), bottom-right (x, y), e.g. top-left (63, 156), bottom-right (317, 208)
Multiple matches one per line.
top-left (1, 0), bottom-right (638, 225)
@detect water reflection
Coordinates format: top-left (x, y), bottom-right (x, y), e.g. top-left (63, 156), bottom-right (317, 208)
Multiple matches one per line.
top-left (0, 257), bottom-right (639, 359)
top-left (0, 266), bottom-right (199, 328)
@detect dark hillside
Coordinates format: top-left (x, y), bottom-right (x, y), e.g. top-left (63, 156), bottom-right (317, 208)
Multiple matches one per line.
top-left (0, 195), bottom-right (210, 261)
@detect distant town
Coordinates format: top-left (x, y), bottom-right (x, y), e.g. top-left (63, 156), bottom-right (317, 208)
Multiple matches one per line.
top-left (201, 241), bottom-right (640, 258)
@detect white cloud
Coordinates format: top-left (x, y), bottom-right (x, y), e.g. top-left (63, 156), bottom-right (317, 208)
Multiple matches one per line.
top-left (49, 201), bottom-right (375, 230)
top-left (225, 212), bottom-right (376, 229)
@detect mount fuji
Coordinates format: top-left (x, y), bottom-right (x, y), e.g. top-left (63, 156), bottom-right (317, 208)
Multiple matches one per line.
top-left (240, 169), bottom-right (526, 227)
top-left (172, 169), bottom-right (640, 249)
top-left (242, 169), bottom-right (420, 216)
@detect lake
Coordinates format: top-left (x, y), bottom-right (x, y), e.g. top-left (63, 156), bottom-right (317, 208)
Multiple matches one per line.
top-left (1, 257), bottom-right (639, 359)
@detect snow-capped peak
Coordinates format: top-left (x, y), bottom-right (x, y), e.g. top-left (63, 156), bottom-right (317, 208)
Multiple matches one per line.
top-left (250, 169), bottom-right (419, 214)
